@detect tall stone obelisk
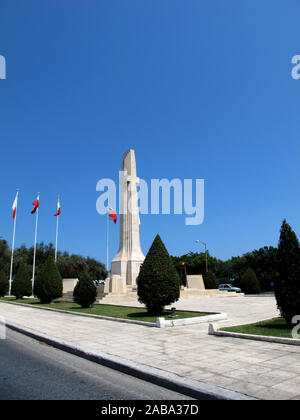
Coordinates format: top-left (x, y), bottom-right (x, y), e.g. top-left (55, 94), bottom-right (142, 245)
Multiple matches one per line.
top-left (111, 150), bottom-right (145, 287)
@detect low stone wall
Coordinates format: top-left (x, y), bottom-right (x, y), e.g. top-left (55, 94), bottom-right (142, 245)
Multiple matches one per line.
top-left (180, 288), bottom-right (244, 299)
top-left (62, 278), bottom-right (78, 294)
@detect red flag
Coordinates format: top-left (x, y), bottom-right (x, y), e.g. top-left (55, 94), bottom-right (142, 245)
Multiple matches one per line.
top-left (31, 194), bottom-right (39, 214)
top-left (12, 192), bottom-right (18, 219)
top-left (108, 207), bottom-right (118, 224)
top-left (54, 198), bottom-right (61, 216)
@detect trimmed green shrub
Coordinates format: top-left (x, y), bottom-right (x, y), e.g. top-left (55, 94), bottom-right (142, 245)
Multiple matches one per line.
top-left (11, 264), bottom-right (32, 299)
top-left (0, 270), bottom-right (9, 297)
top-left (73, 271), bottom-right (97, 308)
top-left (137, 235), bottom-right (181, 315)
top-left (275, 220), bottom-right (300, 325)
top-left (203, 270), bottom-right (218, 289)
top-left (34, 256), bottom-right (63, 303)
top-left (240, 268), bottom-right (260, 294)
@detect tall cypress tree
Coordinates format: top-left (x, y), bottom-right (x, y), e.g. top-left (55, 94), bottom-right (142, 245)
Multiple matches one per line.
top-left (11, 264), bottom-right (32, 299)
top-left (0, 270), bottom-right (9, 297)
top-left (275, 220), bottom-right (300, 325)
top-left (137, 235), bottom-right (181, 315)
top-left (34, 256), bottom-right (63, 303)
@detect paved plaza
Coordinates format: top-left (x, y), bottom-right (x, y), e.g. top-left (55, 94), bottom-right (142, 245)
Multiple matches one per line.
top-left (1, 296), bottom-right (300, 400)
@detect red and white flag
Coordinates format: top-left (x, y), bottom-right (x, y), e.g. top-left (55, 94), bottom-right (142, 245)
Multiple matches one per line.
top-left (31, 194), bottom-right (39, 214)
top-left (54, 198), bottom-right (61, 216)
top-left (12, 192), bottom-right (18, 219)
top-left (108, 207), bottom-right (118, 224)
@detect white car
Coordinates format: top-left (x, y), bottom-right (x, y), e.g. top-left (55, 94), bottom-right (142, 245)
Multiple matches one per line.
top-left (219, 284), bottom-right (241, 293)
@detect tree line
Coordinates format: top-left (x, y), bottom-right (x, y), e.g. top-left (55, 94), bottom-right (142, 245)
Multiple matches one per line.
top-left (171, 246), bottom-right (277, 292)
top-left (0, 240), bottom-right (107, 281)
top-left (1, 220), bottom-right (299, 327)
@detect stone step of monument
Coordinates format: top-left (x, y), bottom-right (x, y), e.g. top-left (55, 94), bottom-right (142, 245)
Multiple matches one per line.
top-left (57, 287), bottom-right (110, 303)
top-left (98, 293), bottom-right (138, 304)
top-left (180, 288), bottom-right (244, 299)
top-left (55, 291), bottom-right (74, 303)
top-left (127, 291), bottom-right (138, 297)
top-left (127, 288), bottom-right (137, 293)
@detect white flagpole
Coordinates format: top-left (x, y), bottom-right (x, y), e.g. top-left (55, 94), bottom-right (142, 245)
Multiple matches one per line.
top-left (55, 215), bottom-right (59, 263)
top-left (55, 196), bottom-right (59, 263)
top-left (106, 212), bottom-right (109, 272)
top-left (32, 194), bottom-right (39, 295)
top-left (9, 190), bottom-right (19, 296)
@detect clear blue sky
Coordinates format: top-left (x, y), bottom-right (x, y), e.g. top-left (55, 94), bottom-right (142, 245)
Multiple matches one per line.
top-left (1, 1), bottom-right (300, 263)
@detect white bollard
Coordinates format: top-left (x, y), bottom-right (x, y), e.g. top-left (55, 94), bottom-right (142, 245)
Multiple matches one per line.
top-left (156, 317), bottom-right (166, 328)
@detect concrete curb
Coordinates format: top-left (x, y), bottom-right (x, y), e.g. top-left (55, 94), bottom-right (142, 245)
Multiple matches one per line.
top-left (0, 300), bottom-right (157, 327)
top-left (209, 323), bottom-right (300, 346)
top-left (157, 313), bottom-right (228, 328)
top-left (1, 300), bottom-right (226, 328)
top-left (4, 320), bottom-right (255, 400)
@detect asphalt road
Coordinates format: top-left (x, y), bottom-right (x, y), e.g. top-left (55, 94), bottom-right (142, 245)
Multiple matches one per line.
top-left (0, 329), bottom-right (193, 400)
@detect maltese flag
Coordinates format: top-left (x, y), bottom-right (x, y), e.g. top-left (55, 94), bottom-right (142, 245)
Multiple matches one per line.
top-left (12, 192), bottom-right (18, 219)
top-left (54, 198), bottom-right (61, 217)
top-left (108, 207), bottom-right (118, 224)
top-left (31, 194), bottom-right (39, 214)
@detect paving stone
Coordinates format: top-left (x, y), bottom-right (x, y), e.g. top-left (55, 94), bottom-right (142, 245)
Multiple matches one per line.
top-left (256, 388), bottom-right (298, 401)
top-left (225, 381), bottom-right (268, 399)
top-left (272, 379), bottom-right (300, 396)
top-left (1, 296), bottom-right (299, 401)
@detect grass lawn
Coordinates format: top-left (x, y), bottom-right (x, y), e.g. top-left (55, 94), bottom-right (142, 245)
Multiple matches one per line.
top-left (0, 297), bottom-right (209, 323)
top-left (222, 318), bottom-right (298, 340)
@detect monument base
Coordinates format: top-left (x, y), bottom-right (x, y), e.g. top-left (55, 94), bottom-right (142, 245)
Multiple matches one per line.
top-left (104, 275), bottom-right (127, 294)
top-left (111, 259), bottom-right (144, 286)
top-left (100, 282), bottom-right (138, 304)
top-left (179, 287), bottom-right (244, 299)
top-left (98, 283), bottom-right (244, 304)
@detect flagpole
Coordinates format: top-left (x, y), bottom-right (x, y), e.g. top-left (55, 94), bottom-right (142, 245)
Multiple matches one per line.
top-left (9, 190), bottom-right (18, 296)
top-left (106, 212), bottom-right (109, 273)
top-left (32, 195), bottom-right (39, 295)
top-left (55, 215), bottom-right (59, 263)
top-left (55, 196), bottom-right (59, 263)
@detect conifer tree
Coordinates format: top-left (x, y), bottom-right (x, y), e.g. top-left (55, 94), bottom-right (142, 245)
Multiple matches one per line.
top-left (73, 270), bottom-right (97, 308)
top-left (275, 220), bottom-right (300, 325)
top-left (11, 264), bottom-right (32, 299)
top-left (0, 270), bottom-right (9, 297)
top-left (34, 256), bottom-right (63, 303)
top-left (137, 235), bottom-right (181, 315)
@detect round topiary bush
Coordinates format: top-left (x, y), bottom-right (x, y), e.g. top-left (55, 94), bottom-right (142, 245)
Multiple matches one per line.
top-left (240, 268), bottom-right (260, 294)
top-left (11, 264), bottom-right (32, 299)
top-left (73, 270), bottom-right (97, 308)
top-left (137, 234), bottom-right (181, 316)
top-left (34, 256), bottom-right (63, 303)
top-left (0, 270), bottom-right (9, 297)
top-left (203, 270), bottom-right (218, 289)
